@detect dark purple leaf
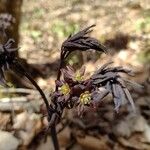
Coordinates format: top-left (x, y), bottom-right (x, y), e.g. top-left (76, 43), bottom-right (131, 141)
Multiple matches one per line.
top-left (61, 25), bottom-right (108, 60)
top-left (124, 88), bottom-right (135, 112)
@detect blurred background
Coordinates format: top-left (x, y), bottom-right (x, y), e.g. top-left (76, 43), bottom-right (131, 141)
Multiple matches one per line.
top-left (0, 0), bottom-right (149, 149)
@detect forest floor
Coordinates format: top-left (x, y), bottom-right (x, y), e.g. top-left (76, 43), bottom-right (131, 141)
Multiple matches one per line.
top-left (0, 0), bottom-right (150, 150)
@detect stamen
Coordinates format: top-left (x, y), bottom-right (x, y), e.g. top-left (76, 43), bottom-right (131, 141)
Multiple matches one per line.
top-left (60, 83), bottom-right (70, 95)
top-left (80, 91), bottom-right (91, 105)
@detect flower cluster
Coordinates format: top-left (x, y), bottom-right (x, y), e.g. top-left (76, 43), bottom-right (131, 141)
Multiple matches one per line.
top-left (53, 66), bottom-right (98, 115)
top-left (50, 62), bottom-right (138, 116)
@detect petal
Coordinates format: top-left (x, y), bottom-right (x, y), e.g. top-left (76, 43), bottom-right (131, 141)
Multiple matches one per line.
top-left (61, 69), bottom-right (74, 83)
top-left (66, 65), bottom-right (75, 75)
top-left (55, 80), bottom-right (63, 87)
top-left (72, 84), bottom-right (85, 96)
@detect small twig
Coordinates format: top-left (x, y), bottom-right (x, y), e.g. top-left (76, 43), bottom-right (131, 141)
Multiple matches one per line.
top-left (0, 96), bottom-right (28, 102)
top-left (0, 88), bottom-right (38, 94)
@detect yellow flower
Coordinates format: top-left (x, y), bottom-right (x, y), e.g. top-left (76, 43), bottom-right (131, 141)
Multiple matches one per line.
top-left (60, 83), bottom-right (70, 95)
top-left (80, 91), bottom-right (91, 105)
top-left (74, 71), bottom-right (84, 82)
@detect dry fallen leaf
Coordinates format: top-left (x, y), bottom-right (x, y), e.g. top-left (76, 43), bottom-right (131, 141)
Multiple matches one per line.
top-left (0, 113), bottom-right (10, 130)
top-left (76, 135), bottom-right (110, 150)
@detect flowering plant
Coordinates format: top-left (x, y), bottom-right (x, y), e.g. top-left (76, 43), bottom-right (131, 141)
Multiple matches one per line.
top-left (0, 17), bottom-right (140, 150)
